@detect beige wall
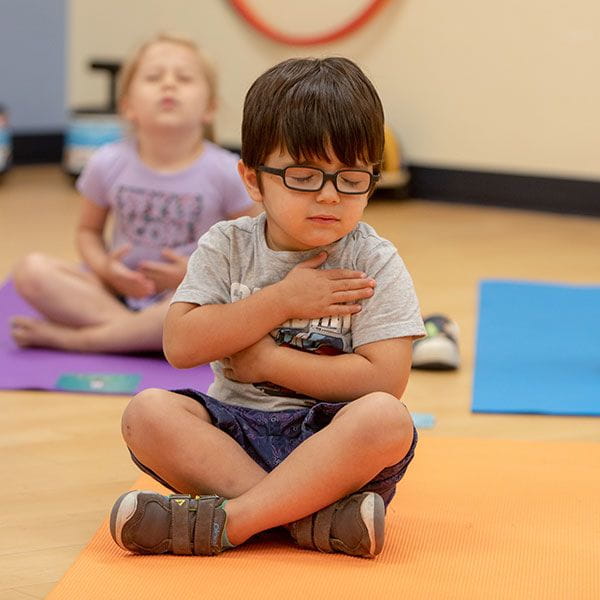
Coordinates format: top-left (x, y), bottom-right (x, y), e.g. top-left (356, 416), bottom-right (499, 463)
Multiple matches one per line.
top-left (68, 0), bottom-right (600, 180)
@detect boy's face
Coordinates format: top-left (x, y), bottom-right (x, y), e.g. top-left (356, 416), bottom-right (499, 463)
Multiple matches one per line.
top-left (238, 148), bottom-right (371, 251)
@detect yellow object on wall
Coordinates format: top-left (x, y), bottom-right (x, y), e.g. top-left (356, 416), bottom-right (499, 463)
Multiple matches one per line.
top-left (379, 125), bottom-right (409, 189)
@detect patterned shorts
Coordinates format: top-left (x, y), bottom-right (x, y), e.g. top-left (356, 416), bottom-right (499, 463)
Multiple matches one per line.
top-left (130, 389), bottom-right (418, 508)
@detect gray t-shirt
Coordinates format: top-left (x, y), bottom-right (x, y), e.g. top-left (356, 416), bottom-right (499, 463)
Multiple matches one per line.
top-left (173, 212), bottom-right (425, 411)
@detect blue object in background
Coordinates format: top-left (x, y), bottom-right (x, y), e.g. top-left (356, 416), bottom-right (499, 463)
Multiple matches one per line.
top-left (0, 106), bottom-right (10, 173)
top-left (411, 412), bottom-right (436, 429)
top-left (473, 280), bottom-right (600, 416)
top-left (63, 116), bottom-right (123, 175)
top-left (56, 373), bottom-right (140, 394)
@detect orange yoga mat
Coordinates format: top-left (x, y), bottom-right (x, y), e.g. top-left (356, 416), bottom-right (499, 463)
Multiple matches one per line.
top-left (48, 436), bottom-right (600, 600)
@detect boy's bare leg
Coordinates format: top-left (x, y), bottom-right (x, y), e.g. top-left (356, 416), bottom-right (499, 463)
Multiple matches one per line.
top-left (11, 253), bottom-right (170, 353)
top-left (123, 389), bottom-right (413, 545)
top-left (224, 393), bottom-right (412, 544)
top-left (122, 389), bottom-right (268, 496)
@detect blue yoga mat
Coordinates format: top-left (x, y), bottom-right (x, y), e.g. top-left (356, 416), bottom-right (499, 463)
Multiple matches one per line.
top-left (473, 280), bottom-right (600, 416)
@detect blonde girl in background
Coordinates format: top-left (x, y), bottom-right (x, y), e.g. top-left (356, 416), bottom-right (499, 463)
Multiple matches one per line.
top-left (10, 33), bottom-right (256, 353)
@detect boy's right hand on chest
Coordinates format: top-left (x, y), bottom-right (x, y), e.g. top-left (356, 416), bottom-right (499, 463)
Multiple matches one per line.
top-left (104, 245), bottom-right (156, 298)
top-left (277, 252), bottom-right (375, 319)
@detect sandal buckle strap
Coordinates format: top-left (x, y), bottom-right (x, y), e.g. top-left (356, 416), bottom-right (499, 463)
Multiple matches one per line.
top-left (193, 496), bottom-right (225, 555)
top-left (170, 496), bottom-right (192, 554)
top-left (313, 503), bottom-right (336, 553)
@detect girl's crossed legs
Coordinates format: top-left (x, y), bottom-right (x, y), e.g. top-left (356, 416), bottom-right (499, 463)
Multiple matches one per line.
top-left (10, 253), bottom-right (169, 353)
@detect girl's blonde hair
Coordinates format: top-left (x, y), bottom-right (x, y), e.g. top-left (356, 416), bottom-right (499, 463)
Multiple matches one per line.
top-left (117, 33), bottom-right (217, 141)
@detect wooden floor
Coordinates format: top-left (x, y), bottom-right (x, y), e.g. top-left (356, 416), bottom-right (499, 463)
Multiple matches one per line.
top-left (1, 165), bottom-right (599, 598)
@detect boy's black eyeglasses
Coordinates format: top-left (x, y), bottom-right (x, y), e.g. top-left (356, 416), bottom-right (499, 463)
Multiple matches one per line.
top-left (257, 165), bottom-right (379, 195)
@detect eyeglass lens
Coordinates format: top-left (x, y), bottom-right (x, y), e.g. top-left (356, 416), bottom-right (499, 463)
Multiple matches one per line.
top-left (284, 167), bottom-right (371, 194)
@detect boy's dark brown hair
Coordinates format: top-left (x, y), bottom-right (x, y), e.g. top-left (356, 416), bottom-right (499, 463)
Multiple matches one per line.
top-left (241, 57), bottom-right (384, 172)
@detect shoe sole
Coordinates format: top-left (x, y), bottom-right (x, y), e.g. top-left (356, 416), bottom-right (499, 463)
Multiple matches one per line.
top-left (359, 492), bottom-right (385, 557)
top-left (412, 336), bottom-right (460, 370)
top-left (109, 490), bottom-right (146, 551)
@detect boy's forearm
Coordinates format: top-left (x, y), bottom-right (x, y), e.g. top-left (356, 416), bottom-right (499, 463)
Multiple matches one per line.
top-left (164, 286), bottom-right (288, 368)
top-left (262, 347), bottom-right (408, 403)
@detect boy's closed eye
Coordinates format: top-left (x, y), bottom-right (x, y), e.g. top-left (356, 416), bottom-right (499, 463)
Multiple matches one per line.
top-left (340, 176), bottom-right (362, 188)
top-left (290, 173), bottom-right (318, 184)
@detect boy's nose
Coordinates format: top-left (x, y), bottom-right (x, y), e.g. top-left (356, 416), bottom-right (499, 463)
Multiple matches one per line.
top-left (315, 180), bottom-right (340, 204)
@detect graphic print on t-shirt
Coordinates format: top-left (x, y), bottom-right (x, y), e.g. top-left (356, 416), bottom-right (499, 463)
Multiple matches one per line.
top-left (256, 317), bottom-right (353, 398)
top-left (115, 185), bottom-right (204, 248)
top-left (230, 282), bottom-right (352, 398)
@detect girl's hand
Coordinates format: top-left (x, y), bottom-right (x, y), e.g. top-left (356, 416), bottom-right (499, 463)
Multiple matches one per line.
top-left (222, 335), bottom-right (278, 383)
top-left (138, 248), bottom-right (188, 293)
top-left (276, 252), bottom-right (375, 320)
top-left (105, 244), bottom-right (156, 298)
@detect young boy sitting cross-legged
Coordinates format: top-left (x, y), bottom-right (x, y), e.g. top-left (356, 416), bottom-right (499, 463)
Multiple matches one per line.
top-left (109, 56), bottom-right (425, 559)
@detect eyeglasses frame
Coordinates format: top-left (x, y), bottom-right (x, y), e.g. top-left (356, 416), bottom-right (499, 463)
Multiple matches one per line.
top-left (257, 165), bottom-right (380, 195)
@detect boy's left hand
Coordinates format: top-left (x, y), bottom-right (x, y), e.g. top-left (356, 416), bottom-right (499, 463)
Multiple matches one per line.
top-left (223, 334), bottom-right (278, 383)
top-left (138, 248), bottom-right (188, 293)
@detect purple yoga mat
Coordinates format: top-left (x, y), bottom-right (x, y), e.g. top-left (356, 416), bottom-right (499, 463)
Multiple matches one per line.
top-left (0, 280), bottom-right (214, 394)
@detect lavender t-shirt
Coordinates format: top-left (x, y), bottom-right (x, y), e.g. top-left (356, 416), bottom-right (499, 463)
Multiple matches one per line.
top-left (76, 140), bottom-right (252, 308)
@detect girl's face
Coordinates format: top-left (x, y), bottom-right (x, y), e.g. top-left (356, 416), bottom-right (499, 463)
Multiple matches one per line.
top-left (122, 41), bottom-right (214, 135)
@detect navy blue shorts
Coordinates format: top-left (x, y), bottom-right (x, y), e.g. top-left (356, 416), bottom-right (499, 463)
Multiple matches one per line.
top-left (130, 389), bottom-right (418, 508)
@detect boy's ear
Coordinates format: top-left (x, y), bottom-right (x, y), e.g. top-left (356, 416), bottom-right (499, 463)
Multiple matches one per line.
top-left (237, 160), bottom-right (264, 204)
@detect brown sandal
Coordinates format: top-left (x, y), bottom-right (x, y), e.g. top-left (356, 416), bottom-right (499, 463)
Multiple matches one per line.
top-left (110, 491), bottom-right (227, 555)
top-left (288, 492), bottom-right (385, 558)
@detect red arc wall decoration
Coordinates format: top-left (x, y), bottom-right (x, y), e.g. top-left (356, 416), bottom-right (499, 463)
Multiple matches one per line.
top-left (228, 0), bottom-right (389, 46)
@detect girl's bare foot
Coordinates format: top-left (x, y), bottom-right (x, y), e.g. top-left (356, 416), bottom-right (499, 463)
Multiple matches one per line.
top-left (10, 316), bottom-right (77, 350)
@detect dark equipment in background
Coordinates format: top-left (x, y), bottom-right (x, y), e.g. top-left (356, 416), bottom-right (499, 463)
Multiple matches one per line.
top-left (63, 61), bottom-right (123, 177)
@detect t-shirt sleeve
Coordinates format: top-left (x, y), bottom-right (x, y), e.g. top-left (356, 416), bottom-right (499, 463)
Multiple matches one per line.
top-left (219, 152), bottom-right (253, 216)
top-left (171, 223), bottom-right (232, 306)
top-left (351, 241), bottom-right (425, 349)
top-left (75, 145), bottom-right (113, 206)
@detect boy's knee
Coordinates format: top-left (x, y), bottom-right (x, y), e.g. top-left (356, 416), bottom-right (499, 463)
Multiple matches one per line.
top-left (121, 388), bottom-right (168, 446)
top-left (359, 392), bottom-right (414, 454)
top-left (13, 252), bottom-right (51, 296)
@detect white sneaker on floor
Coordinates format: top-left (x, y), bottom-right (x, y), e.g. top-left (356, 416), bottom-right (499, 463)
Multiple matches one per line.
top-left (412, 314), bottom-right (460, 370)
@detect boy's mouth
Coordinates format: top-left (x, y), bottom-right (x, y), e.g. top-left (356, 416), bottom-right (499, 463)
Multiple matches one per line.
top-left (308, 215), bottom-right (339, 223)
